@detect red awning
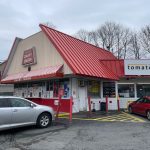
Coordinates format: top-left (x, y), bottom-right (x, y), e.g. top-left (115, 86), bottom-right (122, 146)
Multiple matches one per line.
top-left (1, 65), bottom-right (63, 83)
top-left (23, 65), bottom-right (63, 81)
top-left (1, 72), bottom-right (27, 83)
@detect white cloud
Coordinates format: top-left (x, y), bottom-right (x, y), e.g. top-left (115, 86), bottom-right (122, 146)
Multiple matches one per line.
top-left (0, 0), bottom-right (150, 60)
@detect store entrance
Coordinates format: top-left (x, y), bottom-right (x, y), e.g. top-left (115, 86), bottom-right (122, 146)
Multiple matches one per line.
top-left (79, 87), bottom-right (87, 111)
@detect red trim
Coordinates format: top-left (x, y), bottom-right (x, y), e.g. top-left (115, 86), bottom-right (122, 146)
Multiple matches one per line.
top-left (28, 73), bottom-right (63, 80)
top-left (117, 99), bottom-right (120, 112)
top-left (75, 73), bottom-right (119, 81)
top-left (88, 96), bottom-right (92, 116)
top-left (69, 96), bottom-right (73, 123)
top-left (28, 97), bottom-right (71, 113)
top-left (1, 73), bottom-right (63, 84)
top-left (1, 65), bottom-right (64, 84)
top-left (1, 80), bottom-right (14, 84)
top-left (106, 96), bottom-right (108, 113)
top-left (125, 75), bottom-right (150, 78)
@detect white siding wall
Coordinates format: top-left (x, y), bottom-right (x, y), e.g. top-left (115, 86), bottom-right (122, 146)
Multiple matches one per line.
top-left (72, 79), bottom-right (119, 112)
top-left (118, 78), bottom-right (150, 109)
top-left (88, 98), bottom-right (118, 111)
top-left (0, 84), bottom-right (14, 92)
top-left (71, 78), bottom-right (80, 113)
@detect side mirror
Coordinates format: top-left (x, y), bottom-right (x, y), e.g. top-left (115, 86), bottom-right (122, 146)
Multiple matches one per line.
top-left (30, 103), bottom-right (35, 108)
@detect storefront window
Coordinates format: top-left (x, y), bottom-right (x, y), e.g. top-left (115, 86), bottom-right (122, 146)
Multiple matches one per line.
top-left (118, 84), bottom-right (135, 98)
top-left (14, 79), bottom-right (70, 98)
top-left (103, 82), bottom-right (116, 98)
top-left (14, 83), bottom-right (27, 88)
top-left (88, 81), bottom-right (100, 97)
top-left (50, 81), bottom-right (53, 91)
top-left (46, 81), bottom-right (53, 91)
top-left (59, 79), bottom-right (69, 98)
top-left (46, 81), bottom-right (50, 91)
top-left (53, 79), bottom-right (70, 98)
top-left (53, 80), bottom-right (59, 97)
top-left (28, 81), bottom-right (43, 88)
top-left (137, 84), bottom-right (150, 97)
top-left (27, 81), bottom-right (44, 98)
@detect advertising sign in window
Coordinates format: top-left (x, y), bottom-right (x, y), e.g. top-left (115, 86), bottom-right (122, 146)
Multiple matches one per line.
top-left (88, 81), bottom-right (100, 97)
top-left (103, 82), bottom-right (116, 98)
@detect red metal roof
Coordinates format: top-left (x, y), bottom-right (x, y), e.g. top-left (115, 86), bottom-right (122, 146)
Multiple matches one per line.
top-left (101, 60), bottom-right (125, 78)
top-left (40, 24), bottom-right (119, 80)
top-left (1, 65), bottom-right (63, 83)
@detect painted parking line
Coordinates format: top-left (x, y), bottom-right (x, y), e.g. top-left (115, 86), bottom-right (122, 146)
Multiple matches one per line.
top-left (59, 112), bottom-right (146, 123)
top-left (57, 113), bottom-right (69, 117)
top-left (122, 112), bottom-right (146, 122)
top-left (95, 112), bottom-right (146, 122)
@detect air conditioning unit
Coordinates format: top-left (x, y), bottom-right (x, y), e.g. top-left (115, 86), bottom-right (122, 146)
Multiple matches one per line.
top-left (79, 80), bottom-right (85, 87)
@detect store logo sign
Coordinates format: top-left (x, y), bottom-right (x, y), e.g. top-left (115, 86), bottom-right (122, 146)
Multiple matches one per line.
top-left (124, 60), bottom-right (150, 75)
top-left (22, 47), bottom-right (37, 66)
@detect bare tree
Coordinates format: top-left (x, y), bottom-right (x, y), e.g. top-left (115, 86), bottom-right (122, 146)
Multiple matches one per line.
top-left (114, 24), bottom-right (125, 59)
top-left (74, 21), bottom-right (150, 59)
top-left (121, 28), bottom-right (132, 59)
top-left (74, 29), bottom-right (89, 42)
top-left (96, 22), bottom-right (118, 53)
top-left (42, 22), bottom-right (56, 29)
top-left (114, 27), bottom-right (132, 59)
top-left (129, 32), bottom-right (141, 59)
top-left (96, 22), bottom-right (132, 59)
top-left (88, 31), bottom-right (99, 46)
top-left (140, 25), bottom-right (150, 53)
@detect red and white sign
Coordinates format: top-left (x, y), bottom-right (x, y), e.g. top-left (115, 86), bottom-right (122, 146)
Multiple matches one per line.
top-left (58, 88), bottom-right (64, 97)
top-left (22, 47), bottom-right (36, 66)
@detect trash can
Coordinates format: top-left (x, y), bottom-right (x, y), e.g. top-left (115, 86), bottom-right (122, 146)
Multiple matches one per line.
top-left (101, 102), bottom-right (106, 111)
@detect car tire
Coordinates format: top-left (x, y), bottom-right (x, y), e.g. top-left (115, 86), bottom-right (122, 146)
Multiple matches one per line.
top-left (128, 106), bottom-right (133, 114)
top-left (37, 113), bottom-right (52, 128)
top-left (146, 110), bottom-right (150, 121)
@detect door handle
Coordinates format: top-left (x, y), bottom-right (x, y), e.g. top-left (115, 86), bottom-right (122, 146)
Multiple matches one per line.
top-left (13, 109), bottom-right (18, 112)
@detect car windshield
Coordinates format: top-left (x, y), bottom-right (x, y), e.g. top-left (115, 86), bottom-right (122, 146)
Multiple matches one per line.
top-left (136, 97), bottom-right (143, 102)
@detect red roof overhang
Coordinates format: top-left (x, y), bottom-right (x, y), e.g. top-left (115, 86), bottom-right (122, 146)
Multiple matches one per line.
top-left (101, 59), bottom-right (150, 79)
top-left (1, 65), bottom-right (63, 84)
top-left (101, 59), bottom-right (124, 78)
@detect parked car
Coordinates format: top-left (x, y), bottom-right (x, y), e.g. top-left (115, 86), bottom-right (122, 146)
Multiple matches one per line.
top-left (128, 96), bottom-right (150, 120)
top-left (0, 96), bottom-right (55, 131)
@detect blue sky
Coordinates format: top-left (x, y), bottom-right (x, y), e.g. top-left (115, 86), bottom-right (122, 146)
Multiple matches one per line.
top-left (0, 0), bottom-right (150, 60)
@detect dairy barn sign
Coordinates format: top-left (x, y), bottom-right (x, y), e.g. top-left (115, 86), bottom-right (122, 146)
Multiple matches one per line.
top-left (124, 59), bottom-right (150, 75)
top-left (22, 47), bottom-right (37, 66)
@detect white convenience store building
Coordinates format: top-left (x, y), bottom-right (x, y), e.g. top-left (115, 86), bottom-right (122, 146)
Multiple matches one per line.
top-left (1, 24), bottom-right (150, 112)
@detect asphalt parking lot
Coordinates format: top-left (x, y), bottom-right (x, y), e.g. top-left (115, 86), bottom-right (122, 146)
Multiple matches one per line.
top-left (59, 111), bottom-right (146, 123)
top-left (0, 111), bottom-right (150, 150)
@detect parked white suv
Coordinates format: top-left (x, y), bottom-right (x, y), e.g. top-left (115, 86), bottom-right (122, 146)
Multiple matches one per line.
top-left (0, 96), bottom-right (55, 131)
